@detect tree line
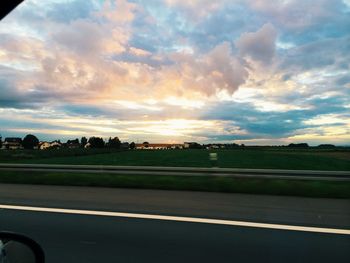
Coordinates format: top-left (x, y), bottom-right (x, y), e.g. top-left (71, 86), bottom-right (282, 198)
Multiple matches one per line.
top-left (0, 134), bottom-right (136, 150)
top-left (0, 134), bottom-right (338, 150)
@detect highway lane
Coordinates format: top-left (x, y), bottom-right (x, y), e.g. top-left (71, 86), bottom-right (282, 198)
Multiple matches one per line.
top-left (0, 184), bottom-right (349, 228)
top-left (0, 209), bottom-right (349, 263)
top-left (0, 184), bottom-right (349, 262)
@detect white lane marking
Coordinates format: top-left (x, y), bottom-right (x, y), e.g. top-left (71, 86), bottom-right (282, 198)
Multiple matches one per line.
top-left (0, 204), bottom-right (349, 235)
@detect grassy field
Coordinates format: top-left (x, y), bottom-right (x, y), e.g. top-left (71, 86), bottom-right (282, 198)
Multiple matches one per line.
top-left (0, 171), bottom-right (349, 198)
top-left (1, 148), bottom-right (349, 171)
top-left (1, 148), bottom-right (349, 198)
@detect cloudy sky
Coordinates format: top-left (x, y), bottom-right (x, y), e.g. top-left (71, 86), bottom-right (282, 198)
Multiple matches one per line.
top-left (0, 0), bottom-right (349, 145)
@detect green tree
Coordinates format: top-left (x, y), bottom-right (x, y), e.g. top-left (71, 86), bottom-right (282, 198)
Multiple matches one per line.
top-left (129, 142), bottom-right (136, 149)
top-left (189, 142), bottom-right (202, 149)
top-left (22, 134), bottom-right (39, 150)
top-left (88, 137), bottom-right (105, 148)
top-left (288, 143), bottom-right (309, 148)
top-left (67, 138), bottom-right (79, 144)
top-left (109, 137), bottom-right (121, 149)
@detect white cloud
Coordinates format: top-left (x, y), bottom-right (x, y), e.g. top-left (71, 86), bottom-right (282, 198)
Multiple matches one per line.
top-left (303, 114), bottom-right (349, 126)
top-left (169, 42), bottom-right (248, 96)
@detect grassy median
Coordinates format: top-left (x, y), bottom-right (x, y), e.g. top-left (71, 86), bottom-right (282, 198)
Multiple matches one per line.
top-left (0, 171), bottom-right (349, 198)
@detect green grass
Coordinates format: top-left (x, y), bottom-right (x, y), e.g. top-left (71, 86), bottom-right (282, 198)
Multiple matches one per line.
top-left (1, 148), bottom-right (349, 198)
top-left (0, 148), bottom-right (118, 162)
top-left (2, 148), bottom-right (349, 171)
top-left (0, 171), bottom-right (349, 198)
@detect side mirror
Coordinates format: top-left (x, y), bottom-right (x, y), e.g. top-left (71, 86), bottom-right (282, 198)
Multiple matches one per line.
top-left (0, 232), bottom-right (44, 263)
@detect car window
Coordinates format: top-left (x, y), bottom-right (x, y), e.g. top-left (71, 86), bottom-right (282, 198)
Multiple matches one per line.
top-left (0, 2), bottom-right (349, 262)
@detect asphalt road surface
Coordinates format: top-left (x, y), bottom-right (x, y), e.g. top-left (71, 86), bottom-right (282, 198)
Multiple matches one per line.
top-left (0, 183), bottom-right (349, 263)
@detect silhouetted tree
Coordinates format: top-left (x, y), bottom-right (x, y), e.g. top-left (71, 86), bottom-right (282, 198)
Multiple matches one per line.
top-left (108, 137), bottom-right (121, 148)
top-left (0, 135), bottom-right (2, 149)
top-left (67, 138), bottom-right (79, 144)
top-left (22, 134), bottom-right (39, 150)
top-left (80, 137), bottom-right (88, 147)
top-left (88, 137), bottom-right (105, 148)
top-left (288, 143), bottom-right (309, 148)
top-left (129, 142), bottom-right (136, 149)
top-left (189, 142), bottom-right (202, 149)
top-left (317, 144), bottom-right (335, 148)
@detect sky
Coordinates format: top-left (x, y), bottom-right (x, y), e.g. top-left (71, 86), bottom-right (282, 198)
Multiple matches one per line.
top-left (0, 0), bottom-right (349, 145)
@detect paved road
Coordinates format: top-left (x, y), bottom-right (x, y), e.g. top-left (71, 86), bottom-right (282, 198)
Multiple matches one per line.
top-left (0, 184), bottom-right (349, 262)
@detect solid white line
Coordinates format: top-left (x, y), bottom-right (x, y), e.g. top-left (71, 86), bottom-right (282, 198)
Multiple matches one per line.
top-left (0, 204), bottom-right (349, 235)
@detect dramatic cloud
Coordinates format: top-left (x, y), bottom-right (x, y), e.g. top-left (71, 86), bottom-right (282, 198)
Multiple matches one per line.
top-left (0, 0), bottom-right (349, 145)
top-left (236, 23), bottom-right (277, 64)
top-left (168, 42), bottom-right (248, 96)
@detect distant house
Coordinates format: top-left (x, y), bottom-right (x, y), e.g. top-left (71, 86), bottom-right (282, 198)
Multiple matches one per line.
top-left (206, 144), bottom-right (220, 150)
top-left (62, 139), bottom-right (80, 149)
top-left (84, 142), bottom-right (91, 149)
top-left (170, 144), bottom-right (184, 149)
top-left (135, 142), bottom-right (184, 150)
top-left (2, 137), bottom-right (23, 150)
top-left (50, 141), bottom-right (62, 149)
top-left (205, 144), bottom-right (227, 150)
top-left (67, 143), bottom-right (80, 149)
top-left (39, 141), bottom-right (62, 150)
top-left (184, 142), bottom-right (192, 149)
top-left (39, 142), bottom-right (51, 150)
top-left (135, 143), bottom-right (169, 150)
top-left (121, 142), bottom-right (130, 150)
